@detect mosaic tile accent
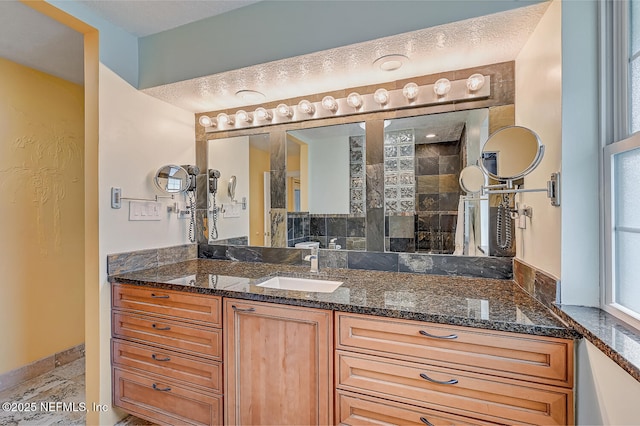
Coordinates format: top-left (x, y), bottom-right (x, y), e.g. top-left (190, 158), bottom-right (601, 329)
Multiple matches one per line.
top-left (349, 136), bottom-right (366, 215)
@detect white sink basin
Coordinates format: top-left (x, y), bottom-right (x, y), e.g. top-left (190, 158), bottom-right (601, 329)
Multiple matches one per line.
top-left (257, 276), bottom-right (343, 293)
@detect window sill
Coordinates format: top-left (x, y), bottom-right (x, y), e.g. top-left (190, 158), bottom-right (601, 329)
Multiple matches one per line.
top-left (553, 305), bottom-right (640, 384)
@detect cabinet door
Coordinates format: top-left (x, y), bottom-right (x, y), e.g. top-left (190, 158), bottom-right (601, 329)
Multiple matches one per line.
top-left (224, 299), bottom-right (333, 425)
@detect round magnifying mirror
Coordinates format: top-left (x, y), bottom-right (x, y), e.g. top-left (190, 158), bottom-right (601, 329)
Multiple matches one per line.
top-left (154, 164), bottom-right (191, 193)
top-left (459, 165), bottom-right (486, 194)
top-left (480, 126), bottom-right (544, 181)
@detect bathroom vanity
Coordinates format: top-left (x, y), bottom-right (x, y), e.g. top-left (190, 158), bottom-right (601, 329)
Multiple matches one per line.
top-left (110, 258), bottom-right (576, 426)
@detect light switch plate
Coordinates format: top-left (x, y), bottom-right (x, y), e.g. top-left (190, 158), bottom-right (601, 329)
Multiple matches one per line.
top-left (129, 201), bottom-right (162, 221)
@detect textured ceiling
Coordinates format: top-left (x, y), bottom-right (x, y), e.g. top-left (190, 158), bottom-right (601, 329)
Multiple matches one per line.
top-left (142, 2), bottom-right (549, 113)
top-left (0, 1), bottom-right (84, 84)
top-left (78, 0), bottom-right (262, 37)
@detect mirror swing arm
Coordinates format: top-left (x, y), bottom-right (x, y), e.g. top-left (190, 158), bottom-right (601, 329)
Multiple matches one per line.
top-left (479, 173), bottom-right (560, 206)
top-left (460, 126), bottom-right (560, 207)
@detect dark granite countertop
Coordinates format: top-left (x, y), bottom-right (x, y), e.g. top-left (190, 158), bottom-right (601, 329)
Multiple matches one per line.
top-left (109, 258), bottom-right (577, 339)
top-left (554, 305), bottom-right (640, 383)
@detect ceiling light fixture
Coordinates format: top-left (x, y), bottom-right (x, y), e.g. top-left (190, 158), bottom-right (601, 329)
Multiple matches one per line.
top-left (346, 92), bottom-right (363, 109)
top-left (236, 110), bottom-right (252, 123)
top-left (372, 54), bottom-right (409, 72)
top-left (321, 96), bottom-right (338, 112)
top-left (402, 82), bottom-right (419, 101)
top-left (373, 88), bottom-right (390, 106)
top-left (426, 133), bottom-right (436, 138)
top-left (235, 89), bottom-right (266, 103)
top-left (254, 107), bottom-right (272, 121)
top-left (198, 115), bottom-right (216, 127)
top-left (466, 73), bottom-right (486, 92)
top-left (298, 99), bottom-right (315, 115)
top-left (433, 78), bottom-right (452, 97)
top-left (276, 103), bottom-right (293, 118)
top-left (217, 112), bottom-right (234, 126)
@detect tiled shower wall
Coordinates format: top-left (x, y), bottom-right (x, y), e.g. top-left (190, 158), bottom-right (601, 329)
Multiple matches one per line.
top-left (414, 139), bottom-right (463, 254)
top-left (308, 214), bottom-right (366, 250)
top-left (287, 212), bottom-right (310, 247)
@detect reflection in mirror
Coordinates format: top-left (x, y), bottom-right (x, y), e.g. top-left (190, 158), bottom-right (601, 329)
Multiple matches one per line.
top-left (480, 125), bottom-right (543, 181)
top-left (383, 110), bottom-right (489, 255)
top-left (208, 134), bottom-right (268, 246)
top-left (154, 165), bottom-right (190, 193)
top-left (287, 122), bottom-right (366, 249)
top-left (459, 165), bottom-right (486, 194)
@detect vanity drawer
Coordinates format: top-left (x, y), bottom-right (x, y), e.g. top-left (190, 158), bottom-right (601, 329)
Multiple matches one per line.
top-left (112, 284), bottom-right (221, 327)
top-left (337, 351), bottom-right (572, 426)
top-left (112, 339), bottom-right (222, 393)
top-left (113, 367), bottom-right (222, 426)
top-left (336, 313), bottom-right (572, 387)
top-left (337, 390), bottom-right (499, 426)
top-left (112, 312), bottom-right (222, 360)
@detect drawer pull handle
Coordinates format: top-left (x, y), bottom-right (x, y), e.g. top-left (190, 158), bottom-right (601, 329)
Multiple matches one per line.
top-left (152, 383), bottom-right (171, 392)
top-left (232, 305), bottom-right (256, 313)
top-left (419, 417), bottom-right (434, 426)
top-left (151, 293), bottom-right (169, 299)
top-left (152, 324), bottom-right (171, 331)
top-left (419, 372), bottom-right (458, 385)
top-left (151, 354), bottom-right (171, 362)
top-left (419, 330), bottom-right (458, 340)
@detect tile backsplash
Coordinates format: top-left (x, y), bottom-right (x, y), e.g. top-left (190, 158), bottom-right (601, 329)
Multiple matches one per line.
top-left (107, 244), bottom-right (197, 275)
top-left (199, 243), bottom-right (512, 280)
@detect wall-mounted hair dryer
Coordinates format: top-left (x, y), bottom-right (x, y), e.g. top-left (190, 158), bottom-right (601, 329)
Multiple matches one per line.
top-left (182, 165), bottom-right (200, 243)
top-left (208, 169), bottom-right (221, 240)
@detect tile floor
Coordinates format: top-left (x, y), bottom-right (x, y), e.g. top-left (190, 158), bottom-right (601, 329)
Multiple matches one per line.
top-left (0, 359), bottom-right (152, 425)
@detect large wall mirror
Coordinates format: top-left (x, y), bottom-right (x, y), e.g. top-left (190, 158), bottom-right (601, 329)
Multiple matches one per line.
top-left (201, 63), bottom-right (518, 257)
top-left (205, 108), bottom-right (510, 256)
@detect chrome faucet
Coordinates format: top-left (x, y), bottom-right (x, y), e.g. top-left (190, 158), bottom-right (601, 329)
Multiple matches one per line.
top-left (304, 248), bottom-right (319, 273)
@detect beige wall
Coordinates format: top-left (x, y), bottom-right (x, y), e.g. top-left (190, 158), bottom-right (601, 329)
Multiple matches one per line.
top-left (249, 145), bottom-right (269, 245)
top-left (0, 58), bottom-right (85, 374)
top-left (514, 0), bottom-right (562, 278)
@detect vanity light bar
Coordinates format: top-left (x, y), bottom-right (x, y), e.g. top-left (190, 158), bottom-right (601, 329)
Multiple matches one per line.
top-left (199, 75), bottom-right (490, 132)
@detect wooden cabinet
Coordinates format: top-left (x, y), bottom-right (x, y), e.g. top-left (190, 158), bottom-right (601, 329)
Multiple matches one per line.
top-left (112, 284), bottom-right (223, 425)
top-left (224, 298), bottom-right (333, 425)
top-left (335, 312), bottom-right (574, 426)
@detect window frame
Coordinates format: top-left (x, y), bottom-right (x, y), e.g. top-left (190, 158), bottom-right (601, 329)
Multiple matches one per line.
top-left (602, 0), bottom-right (640, 330)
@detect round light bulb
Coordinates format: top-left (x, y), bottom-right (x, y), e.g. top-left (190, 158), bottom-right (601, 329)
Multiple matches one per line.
top-left (276, 103), bottom-right (293, 118)
top-left (217, 113), bottom-right (234, 125)
top-left (466, 73), bottom-right (486, 92)
top-left (236, 110), bottom-right (252, 123)
top-left (346, 92), bottom-right (363, 109)
top-left (402, 82), bottom-right (419, 101)
top-left (198, 115), bottom-right (216, 127)
top-left (321, 96), bottom-right (338, 112)
top-left (373, 88), bottom-right (390, 105)
top-left (254, 107), bottom-right (272, 121)
top-left (298, 100), bottom-right (315, 115)
top-left (433, 78), bottom-right (452, 97)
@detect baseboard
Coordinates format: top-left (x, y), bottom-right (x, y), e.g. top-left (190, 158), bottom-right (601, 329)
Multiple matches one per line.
top-left (0, 343), bottom-right (85, 392)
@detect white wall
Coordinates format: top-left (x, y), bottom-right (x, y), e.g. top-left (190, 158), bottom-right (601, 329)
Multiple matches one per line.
top-left (560, 0), bottom-right (601, 307)
top-left (576, 339), bottom-right (640, 423)
top-left (208, 136), bottom-right (250, 241)
top-left (98, 64), bottom-right (195, 423)
top-left (514, 0), bottom-right (562, 278)
top-left (307, 136), bottom-right (350, 214)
